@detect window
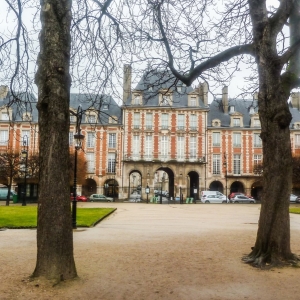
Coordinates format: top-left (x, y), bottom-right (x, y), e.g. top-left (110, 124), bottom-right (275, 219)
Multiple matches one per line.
top-left (254, 154), bottom-right (262, 165)
top-left (233, 118), bottom-right (240, 127)
top-left (229, 106), bottom-right (235, 113)
top-left (254, 133), bottom-right (262, 147)
top-left (189, 136), bottom-right (196, 159)
top-left (102, 104), bottom-right (108, 110)
top-left (161, 136), bottom-right (169, 159)
top-left (2, 112), bottom-right (9, 120)
top-left (108, 133), bottom-right (116, 148)
top-left (177, 136), bottom-right (185, 160)
top-left (0, 130), bottom-right (8, 145)
top-left (161, 94), bottom-right (171, 105)
top-left (253, 118), bottom-right (260, 127)
top-left (212, 132), bottom-right (220, 147)
top-left (177, 86), bottom-right (182, 92)
top-left (145, 135), bottom-right (152, 159)
top-left (190, 114), bottom-right (197, 130)
top-left (233, 133), bottom-right (241, 147)
top-left (21, 131), bottom-right (30, 146)
top-left (295, 134), bottom-right (300, 149)
top-left (253, 154), bottom-right (263, 174)
top-left (213, 154), bottom-right (220, 174)
top-left (145, 113), bottom-right (153, 129)
top-left (133, 95), bottom-right (141, 105)
top-left (161, 114), bottom-right (169, 129)
top-left (190, 96), bottom-right (197, 106)
top-left (249, 107), bottom-right (255, 114)
top-left (233, 154), bottom-right (241, 175)
top-left (86, 115), bottom-right (96, 123)
top-left (109, 116), bottom-right (118, 124)
top-left (132, 135), bottom-right (140, 158)
top-left (87, 132), bottom-right (95, 148)
top-left (177, 114), bottom-right (185, 130)
top-left (107, 153), bottom-right (116, 173)
top-left (133, 112), bottom-right (140, 129)
top-left (70, 115), bottom-right (76, 123)
top-left (69, 132), bottom-right (74, 146)
top-left (23, 114), bottom-right (31, 121)
top-left (86, 152), bottom-right (95, 173)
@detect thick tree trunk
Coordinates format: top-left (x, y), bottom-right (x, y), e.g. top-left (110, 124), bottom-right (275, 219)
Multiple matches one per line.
top-left (243, 56), bottom-right (298, 267)
top-left (33, 0), bottom-right (77, 281)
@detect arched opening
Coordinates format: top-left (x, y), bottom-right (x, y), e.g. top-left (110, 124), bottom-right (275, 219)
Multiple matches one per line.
top-left (82, 178), bottom-right (97, 197)
top-left (104, 178), bottom-right (119, 200)
top-left (129, 171), bottom-right (142, 195)
top-left (251, 181), bottom-right (263, 201)
top-left (230, 181), bottom-right (244, 194)
top-left (209, 181), bottom-right (224, 193)
top-left (155, 167), bottom-right (175, 198)
top-left (187, 171), bottom-right (199, 199)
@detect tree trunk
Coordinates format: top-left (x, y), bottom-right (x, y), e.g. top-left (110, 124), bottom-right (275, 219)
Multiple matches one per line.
top-left (243, 45), bottom-right (298, 267)
top-left (33, 0), bottom-right (77, 281)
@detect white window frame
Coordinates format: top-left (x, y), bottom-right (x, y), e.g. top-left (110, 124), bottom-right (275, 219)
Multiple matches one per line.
top-left (0, 130), bottom-right (8, 145)
top-left (21, 130), bottom-right (30, 146)
top-left (161, 114), bottom-right (169, 129)
top-left (69, 132), bottom-right (74, 146)
top-left (190, 114), bottom-right (197, 130)
top-left (107, 153), bottom-right (116, 173)
top-left (177, 114), bottom-right (185, 130)
top-left (87, 132), bottom-right (95, 148)
top-left (133, 94), bottom-right (141, 105)
top-left (189, 136), bottom-right (196, 159)
top-left (295, 134), bottom-right (300, 149)
top-left (2, 112), bottom-right (9, 121)
top-left (233, 154), bottom-right (241, 175)
top-left (212, 132), bottom-right (220, 147)
top-left (254, 133), bottom-right (262, 148)
top-left (145, 113), bottom-right (153, 129)
top-left (177, 136), bottom-right (185, 160)
top-left (233, 118), bottom-right (240, 127)
top-left (190, 96), bottom-right (197, 106)
top-left (133, 112), bottom-right (140, 129)
top-left (132, 135), bottom-right (140, 158)
top-left (233, 132), bottom-right (241, 147)
top-left (161, 136), bottom-right (169, 159)
top-left (145, 135), bottom-right (152, 160)
top-left (213, 154), bottom-right (220, 175)
top-left (86, 152), bottom-right (95, 173)
top-left (108, 133), bottom-right (116, 148)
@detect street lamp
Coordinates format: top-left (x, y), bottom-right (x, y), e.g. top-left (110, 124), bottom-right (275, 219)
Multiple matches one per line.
top-left (21, 135), bottom-right (29, 206)
top-left (145, 185), bottom-right (150, 203)
top-left (160, 172), bottom-right (166, 204)
top-left (113, 152), bottom-right (117, 202)
top-left (223, 153), bottom-right (228, 203)
top-left (72, 105), bottom-right (84, 229)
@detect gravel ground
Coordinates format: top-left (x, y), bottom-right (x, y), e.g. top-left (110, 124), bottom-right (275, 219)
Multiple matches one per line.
top-left (1, 202), bottom-right (300, 300)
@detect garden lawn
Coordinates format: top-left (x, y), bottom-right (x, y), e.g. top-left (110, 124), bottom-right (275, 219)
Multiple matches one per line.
top-left (289, 207), bottom-right (300, 214)
top-left (0, 206), bottom-right (116, 229)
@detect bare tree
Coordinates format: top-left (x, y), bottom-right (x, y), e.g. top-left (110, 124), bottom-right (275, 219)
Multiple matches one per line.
top-left (131, 0), bottom-right (300, 267)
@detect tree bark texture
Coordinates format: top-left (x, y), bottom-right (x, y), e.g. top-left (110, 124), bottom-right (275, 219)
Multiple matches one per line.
top-left (243, 0), bottom-right (299, 267)
top-left (33, 0), bottom-right (77, 280)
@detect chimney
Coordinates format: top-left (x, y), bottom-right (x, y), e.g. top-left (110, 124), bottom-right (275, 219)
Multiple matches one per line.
top-left (222, 86), bottom-right (228, 114)
top-left (123, 64), bottom-right (132, 103)
top-left (0, 86), bottom-right (9, 99)
top-left (199, 82), bottom-right (208, 106)
top-left (291, 92), bottom-right (300, 110)
top-left (253, 92), bottom-right (258, 100)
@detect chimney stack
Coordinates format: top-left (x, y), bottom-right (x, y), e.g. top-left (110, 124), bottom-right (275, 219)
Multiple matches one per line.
top-left (199, 82), bottom-right (208, 106)
top-left (123, 64), bottom-right (132, 103)
top-left (0, 86), bottom-right (9, 99)
top-left (222, 86), bottom-right (228, 114)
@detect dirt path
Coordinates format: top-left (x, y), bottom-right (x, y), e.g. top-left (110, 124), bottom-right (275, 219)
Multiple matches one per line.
top-left (1, 203), bottom-right (300, 300)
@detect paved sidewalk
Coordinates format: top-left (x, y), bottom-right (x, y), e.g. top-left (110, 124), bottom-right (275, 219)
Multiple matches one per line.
top-left (1, 203), bottom-right (300, 300)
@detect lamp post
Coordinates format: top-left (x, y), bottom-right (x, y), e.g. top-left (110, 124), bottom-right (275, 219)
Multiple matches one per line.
top-left (113, 152), bottom-right (117, 202)
top-left (179, 185), bottom-right (182, 204)
top-left (160, 172), bottom-right (166, 204)
top-left (72, 105), bottom-right (84, 229)
top-left (21, 135), bottom-right (29, 206)
top-left (223, 153), bottom-right (228, 203)
top-left (145, 185), bottom-right (150, 203)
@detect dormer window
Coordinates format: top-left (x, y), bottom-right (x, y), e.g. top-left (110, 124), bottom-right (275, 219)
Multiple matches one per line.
top-left (212, 119), bottom-right (221, 127)
top-left (102, 104), bottom-right (108, 110)
top-left (253, 118), bottom-right (260, 127)
top-left (190, 96), bottom-right (197, 106)
top-left (86, 114), bottom-right (96, 123)
top-left (229, 106), bottom-right (235, 113)
top-left (249, 106), bottom-right (255, 114)
top-left (133, 94), bottom-right (141, 105)
top-left (294, 122), bottom-right (300, 129)
top-left (233, 118), bottom-right (241, 127)
top-left (22, 113), bottom-right (32, 121)
top-left (177, 86), bottom-right (182, 92)
top-left (2, 112), bottom-right (9, 121)
top-left (160, 94), bottom-right (171, 106)
top-left (148, 86), bottom-right (153, 92)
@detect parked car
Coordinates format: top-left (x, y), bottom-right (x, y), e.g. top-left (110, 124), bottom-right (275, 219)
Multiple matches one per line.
top-left (201, 191), bottom-right (228, 202)
top-left (129, 191), bottom-right (142, 202)
top-left (229, 192), bottom-right (254, 200)
top-left (201, 194), bottom-right (228, 204)
top-left (154, 190), bottom-right (169, 197)
top-left (296, 196), bottom-right (300, 203)
top-left (290, 194), bottom-right (298, 202)
top-left (89, 194), bottom-right (114, 202)
top-left (231, 195), bottom-right (256, 204)
top-left (70, 194), bottom-right (88, 202)
top-left (0, 188), bottom-right (15, 200)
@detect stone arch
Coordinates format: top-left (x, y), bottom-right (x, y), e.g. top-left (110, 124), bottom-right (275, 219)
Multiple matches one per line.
top-left (82, 178), bottom-right (97, 197)
top-left (104, 178), bottom-right (119, 200)
top-left (230, 181), bottom-right (245, 194)
top-left (209, 181), bottom-right (224, 193)
top-left (155, 167), bottom-right (175, 198)
top-left (187, 171), bottom-right (200, 199)
top-left (251, 180), bottom-right (263, 201)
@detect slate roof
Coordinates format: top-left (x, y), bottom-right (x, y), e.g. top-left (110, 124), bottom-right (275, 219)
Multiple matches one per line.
top-left (209, 98), bottom-right (300, 129)
top-left (0, 91), bottom-right (122, 125)
top-left (124, 69), bottom-right (207, 108)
